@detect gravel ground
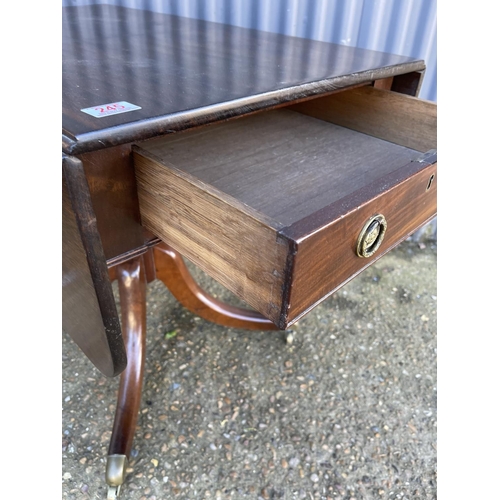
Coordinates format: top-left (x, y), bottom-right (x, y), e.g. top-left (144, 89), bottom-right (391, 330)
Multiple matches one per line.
top-left (62, 239), bottom-right (437, 500)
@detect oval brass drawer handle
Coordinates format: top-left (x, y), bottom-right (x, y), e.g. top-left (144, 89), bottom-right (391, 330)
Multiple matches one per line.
top-left (356, 214), bottom-right (387, 258)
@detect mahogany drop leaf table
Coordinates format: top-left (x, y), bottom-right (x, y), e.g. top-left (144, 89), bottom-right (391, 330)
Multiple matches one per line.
top-left (62, 5), bottom-right (436, 497)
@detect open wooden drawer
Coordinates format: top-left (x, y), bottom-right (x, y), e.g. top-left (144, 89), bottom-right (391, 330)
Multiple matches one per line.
top-left (133, 86), bottom-right (437, 329)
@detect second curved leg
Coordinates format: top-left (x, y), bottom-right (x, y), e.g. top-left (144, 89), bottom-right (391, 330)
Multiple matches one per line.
top-left (154, 242), bottom-right (278, 330)
top-left (106, 256), bottom-right (147, 499)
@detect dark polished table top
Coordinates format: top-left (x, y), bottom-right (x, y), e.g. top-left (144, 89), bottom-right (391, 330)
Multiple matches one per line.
top-left (62, 4), bottom-right (424, 155)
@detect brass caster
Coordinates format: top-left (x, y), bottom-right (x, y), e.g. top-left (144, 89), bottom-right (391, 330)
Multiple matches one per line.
top-left (285, 330), bottom-right (295, 345)
top-left (107, 485), bottom-right (121, 500)
top-left (106, 454), bottom-right (128, 499)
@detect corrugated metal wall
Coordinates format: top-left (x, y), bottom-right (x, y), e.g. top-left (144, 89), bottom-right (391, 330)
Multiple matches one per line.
top-left (64, 0), bottom-right (436, 102)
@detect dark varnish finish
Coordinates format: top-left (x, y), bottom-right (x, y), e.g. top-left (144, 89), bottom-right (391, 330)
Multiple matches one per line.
top-left (78, 144), bottom-right (145, 261)
top-left (62, 155), bottom-right (126, 377)
top-left (391, 71), bottom-right (424, 97)
top-left (62, 4), bottom-right (425, 155)
top-left (108, 257), bottom-right (147, 459)
top-left (283, 160), bottom-right (437, 325)
top-left (154, 243), bottom-right (277, 330)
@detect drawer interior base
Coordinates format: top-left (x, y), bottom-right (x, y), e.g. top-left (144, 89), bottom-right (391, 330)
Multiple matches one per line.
top-left (138, 109), bottom-right (422, 227)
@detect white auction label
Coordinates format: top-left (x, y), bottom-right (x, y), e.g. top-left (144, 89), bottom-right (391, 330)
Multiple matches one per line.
top-left (81, 101), bottom-right (141, 118)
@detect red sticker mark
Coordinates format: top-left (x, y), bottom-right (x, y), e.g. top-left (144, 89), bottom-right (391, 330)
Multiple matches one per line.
top-left (81, 101), bottom-right (141, 118)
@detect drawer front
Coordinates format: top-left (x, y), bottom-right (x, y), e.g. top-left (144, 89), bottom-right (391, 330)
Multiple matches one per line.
top-left (134, 85), bottom-right (437, 329)
top-left (283, 161), bottom-right (437, 326)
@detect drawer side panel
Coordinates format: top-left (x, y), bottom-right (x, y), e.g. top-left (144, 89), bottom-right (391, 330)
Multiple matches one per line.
top-left (133, 150), bottom-right (289, 325)
top-left (290, 86), bottom-right (436, 153)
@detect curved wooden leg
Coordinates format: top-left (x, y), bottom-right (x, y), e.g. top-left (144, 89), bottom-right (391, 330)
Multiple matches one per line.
top-left (106, 256), bottom-right (147, 499)
top-left (154, 242), bottom-right (278, 330)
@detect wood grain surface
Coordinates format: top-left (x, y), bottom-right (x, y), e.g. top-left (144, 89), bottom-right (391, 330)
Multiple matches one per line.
top-left (283, 162), bottom-right (437, 326)
top-left (290, 86), bottom-right (436, 152)
top-left (133, 95), bottom-right (436, 328)
top-left (62, 4), bottom-right (425, 155)
top-left (139, 109), bottom-right (421, 226)
top-left (133, 148), bottom-right (289, 325)
top-left (62, 155), bottom-right (126, 377)
top-left (77, 145), bottom-right (145, 260)
top-left (154, 243), bottom-right (278, 330)
top-left (373, 77), bottom-right (394, 91)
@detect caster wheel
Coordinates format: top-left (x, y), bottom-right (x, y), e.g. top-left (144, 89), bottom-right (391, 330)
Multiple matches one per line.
top-left (107, 485), bottom-right (121, 500)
